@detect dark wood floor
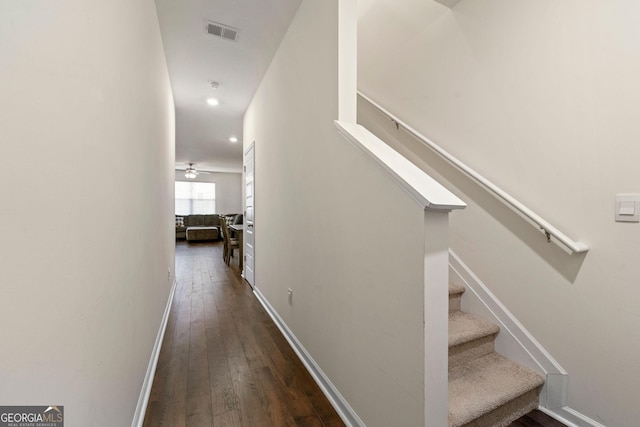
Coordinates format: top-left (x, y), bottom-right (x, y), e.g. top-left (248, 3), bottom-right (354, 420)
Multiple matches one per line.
top-left (509, 410), bottom-right (566, 427)
top-left (143, 241), bottom-right (344, 427)
top-left (143, 241), bottom-right (564, 427)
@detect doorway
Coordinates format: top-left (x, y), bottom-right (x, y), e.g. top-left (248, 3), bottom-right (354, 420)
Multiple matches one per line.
top-left (243, 143), bottom-right (255, 287)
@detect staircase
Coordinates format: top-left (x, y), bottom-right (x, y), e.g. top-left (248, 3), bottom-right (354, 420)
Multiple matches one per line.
top-left (448, 283), bottom-right (545, 427)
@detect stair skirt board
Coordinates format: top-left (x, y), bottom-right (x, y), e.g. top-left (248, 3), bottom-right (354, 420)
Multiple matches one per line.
top-left (449, 250), bottom-right (604, 427)
top-left (253, 287), bottom-right (365, 427)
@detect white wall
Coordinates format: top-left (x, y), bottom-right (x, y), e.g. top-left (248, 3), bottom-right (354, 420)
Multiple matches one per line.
top-left (0, 2), bottom-right (175, 426)
top-left (243, 1), bottom-right (429, 425)
top-left (175, 172), bottom-right (242, 214)
top-left (358, 0), bottom-right (640, 425)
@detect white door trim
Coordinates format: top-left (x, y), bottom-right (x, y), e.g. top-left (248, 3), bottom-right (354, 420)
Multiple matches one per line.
top-left (243, 142), bottom-right (255, 287)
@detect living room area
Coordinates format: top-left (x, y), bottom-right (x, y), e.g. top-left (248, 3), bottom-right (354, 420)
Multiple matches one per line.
top-left (174, 170), bottom-right (243, 244)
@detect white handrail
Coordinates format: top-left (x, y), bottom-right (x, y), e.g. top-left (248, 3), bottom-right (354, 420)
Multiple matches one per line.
top-left (358, 90), bottom-right (589, 254)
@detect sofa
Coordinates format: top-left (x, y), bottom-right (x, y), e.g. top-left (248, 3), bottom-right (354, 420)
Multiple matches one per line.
top-left (176, 214), bottom-right (221, 241)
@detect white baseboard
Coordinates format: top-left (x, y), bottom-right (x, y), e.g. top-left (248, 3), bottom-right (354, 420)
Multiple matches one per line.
top-left (539, 406), bottom-right (606, 427)
top-left (131, 278), bottom-right (177, 427)
top-left (449, 250), bottom-right (603, 427)
top-left (253, 287), bottom-right (365, 427)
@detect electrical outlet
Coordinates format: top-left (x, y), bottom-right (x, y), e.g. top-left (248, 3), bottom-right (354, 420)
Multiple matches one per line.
top-left (168, 268), bottom-right (171, 280)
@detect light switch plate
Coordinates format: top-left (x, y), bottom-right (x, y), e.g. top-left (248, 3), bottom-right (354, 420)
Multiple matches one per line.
top-left (615, 194), bottom-right (640, 222)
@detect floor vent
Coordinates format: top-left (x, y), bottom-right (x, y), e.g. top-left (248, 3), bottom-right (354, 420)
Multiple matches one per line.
top-left (205, 21), bottom-right (239, 42)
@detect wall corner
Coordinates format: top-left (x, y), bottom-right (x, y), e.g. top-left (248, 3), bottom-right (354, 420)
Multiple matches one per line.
top-left (338, 0), bottom-right (357, 123)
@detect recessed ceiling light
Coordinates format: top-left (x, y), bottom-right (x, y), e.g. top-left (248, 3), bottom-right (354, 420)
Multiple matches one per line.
top-left (229, 137), bottom-right (238, 143)
top-left (206, 98), bottom-right (219, 106)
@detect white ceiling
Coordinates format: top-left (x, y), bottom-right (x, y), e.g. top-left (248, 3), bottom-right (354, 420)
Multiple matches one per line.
top-left (155, 0), bottom-right (302, 173)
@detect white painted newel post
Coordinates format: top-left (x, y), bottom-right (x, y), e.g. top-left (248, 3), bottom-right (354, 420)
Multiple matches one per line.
top-left (423, 210), bottom-right (455, 427)
top-left (334, 121), bottom-right (466, 426)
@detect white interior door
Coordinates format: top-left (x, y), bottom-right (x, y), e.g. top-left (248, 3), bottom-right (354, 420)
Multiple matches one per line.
top-left (243, 144), bottom-right (255, 287)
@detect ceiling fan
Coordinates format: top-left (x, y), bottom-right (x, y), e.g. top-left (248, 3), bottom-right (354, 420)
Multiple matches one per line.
top-left (175, 163), bottom-right (212, 179)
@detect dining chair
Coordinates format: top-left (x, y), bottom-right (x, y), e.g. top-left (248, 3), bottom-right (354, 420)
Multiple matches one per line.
top-left (220, 217), bottom-right (240, 266)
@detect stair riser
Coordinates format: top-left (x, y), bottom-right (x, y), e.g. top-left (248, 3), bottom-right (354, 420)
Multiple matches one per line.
top-left (449, 293), bottom-right (463, 312)
top-left (449, 335), bottom-right (496, 380)
top-left (456, 386), bottom-right (542, 427)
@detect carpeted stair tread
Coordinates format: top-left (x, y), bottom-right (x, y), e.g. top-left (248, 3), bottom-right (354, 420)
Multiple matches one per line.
top-left (448, 352), bottom-right (545, 427)
top-left (449, 282), bottom-right (466, 296)
top-left (449, 311), bottom-right (499, 348)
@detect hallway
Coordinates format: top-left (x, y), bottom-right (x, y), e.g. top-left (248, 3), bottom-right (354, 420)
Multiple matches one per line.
top-left (143, 241), bottom-right (344, 427)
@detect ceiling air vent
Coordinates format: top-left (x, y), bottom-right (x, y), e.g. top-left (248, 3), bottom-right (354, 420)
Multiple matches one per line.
top-left (205, 21), bottom-right (239, 42)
